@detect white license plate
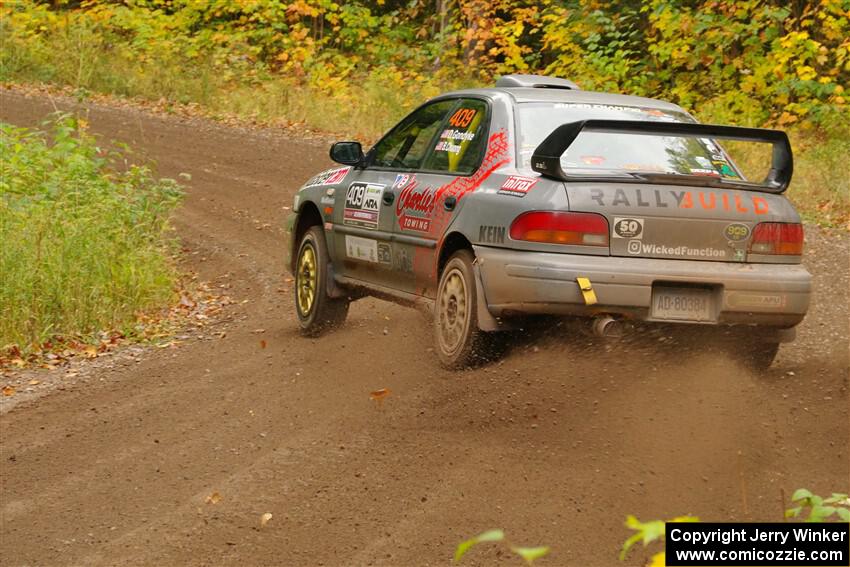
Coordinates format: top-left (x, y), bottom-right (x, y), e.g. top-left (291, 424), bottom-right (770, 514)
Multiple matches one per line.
top-left (651, 287), bottom-right (714, 322)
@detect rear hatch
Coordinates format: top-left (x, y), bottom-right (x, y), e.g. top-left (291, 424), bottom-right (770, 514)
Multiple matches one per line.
top-left (518, 102), bottom-right (800, 263)
top-left (566, 182), bottom-right (799, 262)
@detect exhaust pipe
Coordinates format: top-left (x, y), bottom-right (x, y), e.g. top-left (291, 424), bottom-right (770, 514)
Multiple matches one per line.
top-left (591, 315), bottom-right (624, 338)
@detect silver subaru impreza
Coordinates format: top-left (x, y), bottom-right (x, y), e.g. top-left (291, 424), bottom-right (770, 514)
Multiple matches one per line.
top-left (286, 74), bottom-right (810, 369)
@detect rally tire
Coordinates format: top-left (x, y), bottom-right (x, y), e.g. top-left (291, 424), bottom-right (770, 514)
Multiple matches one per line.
top-left (434, 250), bottom-right (496, 369)
top-left (294, 226), bottom-right (348, 336)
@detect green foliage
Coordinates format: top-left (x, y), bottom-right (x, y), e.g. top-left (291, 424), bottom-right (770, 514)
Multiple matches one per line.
top-left (622, 489), bottom-right (849, 565)
top-left (0, 114), bottom-right (183, 351)
top-left (786, 489), bottom-right (850, 522)
top-left (454, 529), bottom-right (550, 564)
top-left (2, 0), bottom-right (846, 128)
top-left (620, 515), bottom-right (699, 567)
top-left (1, 0), bottom-right (847, 223)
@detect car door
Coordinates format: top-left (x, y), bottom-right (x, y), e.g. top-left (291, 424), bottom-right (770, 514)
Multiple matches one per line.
top-left (332, 99), bottom-right (459, 290)
top-left (385, 97), bottom-right (492, 296)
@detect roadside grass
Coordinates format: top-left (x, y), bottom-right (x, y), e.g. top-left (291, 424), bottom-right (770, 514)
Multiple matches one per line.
top-left (1, 19), bottom-right (846, 227)
top-left (0, 115), bottom-right (183, 355)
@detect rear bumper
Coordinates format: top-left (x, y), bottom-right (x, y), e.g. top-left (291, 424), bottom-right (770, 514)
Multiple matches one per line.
top-left (474, 245), bottom-right (811, 327)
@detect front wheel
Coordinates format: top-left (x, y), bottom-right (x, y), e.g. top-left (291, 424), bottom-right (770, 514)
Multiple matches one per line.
top-left (294, 226), bottom-right (348, 336)
top-left (434, 250), bottom-right (498, 368)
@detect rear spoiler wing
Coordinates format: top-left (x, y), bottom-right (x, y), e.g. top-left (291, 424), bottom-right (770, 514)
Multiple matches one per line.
top-left (531, 120), bottom-right (793, 193)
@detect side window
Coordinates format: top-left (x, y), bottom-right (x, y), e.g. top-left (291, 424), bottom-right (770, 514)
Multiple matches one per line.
top-left (424, 99), bottom-right (490, 175)
top-left (371, 100), bottom-right (457, 170)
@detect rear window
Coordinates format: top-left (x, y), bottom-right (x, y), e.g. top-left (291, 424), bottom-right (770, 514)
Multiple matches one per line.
top-left (517, 103), bottom-right (744, 180)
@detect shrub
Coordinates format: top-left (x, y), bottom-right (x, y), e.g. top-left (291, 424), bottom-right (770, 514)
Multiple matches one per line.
top-left (0, 114), bottom-right (183, 352)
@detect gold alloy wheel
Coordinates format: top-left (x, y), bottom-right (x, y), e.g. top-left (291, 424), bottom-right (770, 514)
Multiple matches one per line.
top-left (296, 244), bottom-right (317, 316)
top-left (438, 268), bottom-right (468, 352)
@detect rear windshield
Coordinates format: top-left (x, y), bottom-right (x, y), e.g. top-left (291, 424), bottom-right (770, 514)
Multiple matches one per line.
top-left (517, 103), bottom-right (744, 180)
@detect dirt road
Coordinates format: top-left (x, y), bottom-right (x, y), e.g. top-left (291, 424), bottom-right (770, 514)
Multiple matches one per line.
top-left (1, 90), bottom-right (847, 567)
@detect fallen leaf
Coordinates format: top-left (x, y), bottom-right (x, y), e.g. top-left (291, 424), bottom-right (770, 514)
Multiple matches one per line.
top-left (260, 512), bottom-right (273, 527)
top-left (260, 340), bottom-right (267, 349)
top-left (11, 358), bottom-right (25, 368)
top-left (28, 379), bottom-right (40, 385)
top-left (2, 385), bottom-right (15, 397)
top-left (252, 329), bottom-right (266, 334)
top-left (370, 388), bottom-right (391, 407)
top-left (206, 491), bottom-right (222, 504)
top-left (83, 345), bottom-right (98, 358)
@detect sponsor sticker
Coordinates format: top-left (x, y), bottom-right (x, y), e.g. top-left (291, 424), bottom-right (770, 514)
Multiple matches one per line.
top-left (345, 235), bottom-right (379, 263)
top-left (613, 217), bottom-right (644, 239)
top-left (396, 182), bottom-right (436, 233)
top-left (587, 188), bottom-right (770, 215)
top-left (498, 175), bottom-right (538, 197)
top-left (727, 292), bottom-right (787, 309)
top-left (689, 168), bottom-right (721, 177)
top-left (305, 166), bottom-right (351, 187)
top-left (343, 182), bottom-right (384, 229)
top-left (724, 223), bottom-right (751, 242)
top-left (392, 174), bottom-right (413, 190)
top-left (377, 242), bottom-right (391, 264)
top-left (478, 225), bottom-right (506, 244)
top-left (629, 242), bottom-right (728, 259)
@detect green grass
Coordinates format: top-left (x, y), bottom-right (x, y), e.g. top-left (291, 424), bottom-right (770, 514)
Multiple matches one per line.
top-left (0, 115), bottom-right (183, 352)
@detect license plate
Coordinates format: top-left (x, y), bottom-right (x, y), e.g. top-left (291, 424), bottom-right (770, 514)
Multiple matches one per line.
top-left (651, 287), bottom-right (714, 322)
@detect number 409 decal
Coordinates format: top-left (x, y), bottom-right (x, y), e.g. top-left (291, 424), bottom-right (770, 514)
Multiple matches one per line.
top-left (449, 108), bottom-right (477, 128)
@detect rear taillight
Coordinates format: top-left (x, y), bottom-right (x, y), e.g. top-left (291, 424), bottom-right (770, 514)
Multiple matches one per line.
top-left (509, 211), bottom-right (609, 246)
top-left (749, 222), bottom-right (804, 255)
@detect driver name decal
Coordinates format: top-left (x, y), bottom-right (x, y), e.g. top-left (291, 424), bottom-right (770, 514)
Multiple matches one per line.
top-left (343, 182), bottom-right (384, 229)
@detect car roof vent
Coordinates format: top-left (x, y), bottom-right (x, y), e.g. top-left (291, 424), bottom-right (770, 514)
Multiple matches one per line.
top-left (495, 74), bottom-right (580, 90)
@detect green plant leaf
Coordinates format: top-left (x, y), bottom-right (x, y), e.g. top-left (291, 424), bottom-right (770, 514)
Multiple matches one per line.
top-left (791, 488), bottom-right (814, 502)
top-left (836, 508), bottom-right (850, 522)
top-left (511, 546), bottom-right (550, 564)
top-left (824, 493), bottom-right (849, 504)
top-left (621, 516), bottom-right (666, 560)
top-left (620, 532), bottom-right (644, 561)
top-left (785, 506), bottom-right (802, 518)
top-left (454, 530), bottom-right (504, 563)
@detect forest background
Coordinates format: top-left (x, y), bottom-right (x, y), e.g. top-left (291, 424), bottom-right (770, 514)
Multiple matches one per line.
top-left (2, 0), bottom-right (848, 224)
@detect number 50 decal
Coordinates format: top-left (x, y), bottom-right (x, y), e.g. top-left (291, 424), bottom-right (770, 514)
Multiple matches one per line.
top-left (449, 108), bottom-right (477, 129)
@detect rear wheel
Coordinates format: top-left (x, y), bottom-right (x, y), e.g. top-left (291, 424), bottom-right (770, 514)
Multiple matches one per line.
top-left (295, 226), bottom-right (348, 336)
top-left (434, 250), bottom-right (498, 368)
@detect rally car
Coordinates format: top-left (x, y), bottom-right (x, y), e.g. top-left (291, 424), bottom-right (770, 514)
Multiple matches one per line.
top-left (285, 74), bottom-right (811, 369)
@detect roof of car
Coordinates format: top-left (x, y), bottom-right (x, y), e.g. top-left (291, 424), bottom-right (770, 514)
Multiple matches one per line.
top-left (442, 86), bottom-right (686, 114)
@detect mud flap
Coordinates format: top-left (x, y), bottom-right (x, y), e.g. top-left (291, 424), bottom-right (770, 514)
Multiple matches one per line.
top-left (768, 327), bottom-right (796, 343)
top-left (472, 259), bottom-right (509, 332)
top-left (326, 262), bottom-right (346, 299)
